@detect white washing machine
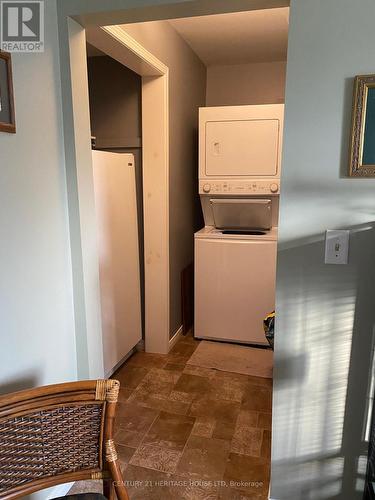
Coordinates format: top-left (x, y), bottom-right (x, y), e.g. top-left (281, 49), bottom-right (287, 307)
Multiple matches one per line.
top-left (195, 227), bottom-right (277, 345)
top-left (194, 104), bottom-right (283, 345)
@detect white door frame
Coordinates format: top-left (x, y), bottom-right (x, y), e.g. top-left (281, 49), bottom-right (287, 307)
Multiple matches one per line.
top-left (67, 21), bottom-right (170, 376)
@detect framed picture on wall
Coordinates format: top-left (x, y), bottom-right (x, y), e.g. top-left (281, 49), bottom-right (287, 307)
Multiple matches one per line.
top-left (0, 51), bottom-right (16, 134)
top-left (349, 74), bottom-right (375, 176)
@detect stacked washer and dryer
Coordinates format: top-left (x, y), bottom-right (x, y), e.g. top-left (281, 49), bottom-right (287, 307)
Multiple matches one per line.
top-left (194, 104), bottom-right (284, 346)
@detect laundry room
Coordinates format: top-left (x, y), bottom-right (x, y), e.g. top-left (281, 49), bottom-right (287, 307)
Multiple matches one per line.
top-left (86, 6), bottom-right (288, 366)
top-left (81, 7), bottom-right (289, 496)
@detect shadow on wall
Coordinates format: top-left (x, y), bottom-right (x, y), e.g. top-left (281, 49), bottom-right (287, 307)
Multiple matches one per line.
top-left (0, 374), bottom-right (39, 396)
top-left (192, 125), bottom-right (204, 233)
top-left (272, 222), bottom-right (375, 500)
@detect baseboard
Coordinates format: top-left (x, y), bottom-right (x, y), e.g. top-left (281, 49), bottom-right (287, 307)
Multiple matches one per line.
top-left (47, 482), bottom-right (73, 498)
top-left (168, 325), bottom-right (183, 351)
top-left (105, 347), bottom-right (137, 378)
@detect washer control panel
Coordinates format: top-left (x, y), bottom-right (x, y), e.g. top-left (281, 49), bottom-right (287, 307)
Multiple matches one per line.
top-left (199, 180), bottom-right (280, 195)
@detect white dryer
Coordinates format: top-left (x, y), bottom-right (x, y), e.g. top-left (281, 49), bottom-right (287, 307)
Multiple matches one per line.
top-left (194, 104), bottom-right (284, 345)
top-left (199, 104), bottom-right (284, 187)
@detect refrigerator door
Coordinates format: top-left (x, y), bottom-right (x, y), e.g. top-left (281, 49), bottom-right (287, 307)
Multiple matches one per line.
top-left (92, 151), bottom-right (142, 375)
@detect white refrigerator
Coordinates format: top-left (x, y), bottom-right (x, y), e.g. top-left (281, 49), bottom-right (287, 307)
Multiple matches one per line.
top-left (92, 150), bottom-right (142, 375)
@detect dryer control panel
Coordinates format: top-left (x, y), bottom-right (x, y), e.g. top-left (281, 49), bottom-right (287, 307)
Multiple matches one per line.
top-left (199, 179), bottom-right (279, 195)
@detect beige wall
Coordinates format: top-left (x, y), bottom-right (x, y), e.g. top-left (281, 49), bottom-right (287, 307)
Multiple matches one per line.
top-left (206, 60), bottom-right (286, 106)
top-left (121, 21), bottom-right (206, 338)
top-left (87, 56), bottom-right (142, 148)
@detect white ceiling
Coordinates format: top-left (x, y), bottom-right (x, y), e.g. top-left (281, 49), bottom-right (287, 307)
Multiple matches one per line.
top-left (168, 8), bottom-right (289, 67)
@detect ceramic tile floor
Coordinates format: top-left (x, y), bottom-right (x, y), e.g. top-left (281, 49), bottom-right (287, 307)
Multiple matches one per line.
top-left (69, 333), bottom-right (272, 499)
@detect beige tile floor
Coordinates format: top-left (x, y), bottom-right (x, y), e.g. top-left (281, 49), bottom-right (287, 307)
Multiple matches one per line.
top-left (69, 333), bottom-right (272, 499)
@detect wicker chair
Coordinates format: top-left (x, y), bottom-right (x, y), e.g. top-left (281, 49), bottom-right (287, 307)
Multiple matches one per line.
top-left (0, 380), bottom-right (129, 500)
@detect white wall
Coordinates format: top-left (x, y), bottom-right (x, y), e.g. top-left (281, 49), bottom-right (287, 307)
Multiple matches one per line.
top-left (0, 0), bottom-right (76, 392)
top-left (273, 0), bottom-right (375, 498)
top-left (121, 21), bottom-right (206, 338)
top-left (206, 60), bottom-right (286, 106)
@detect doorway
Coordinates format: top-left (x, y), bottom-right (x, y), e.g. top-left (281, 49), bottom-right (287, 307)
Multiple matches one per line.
top-left (62, 5), bottom-right (288, 379)
top-left (65, 22), bottom-right (171, 378)
top-left (89, 26), bottom-right (170, 357)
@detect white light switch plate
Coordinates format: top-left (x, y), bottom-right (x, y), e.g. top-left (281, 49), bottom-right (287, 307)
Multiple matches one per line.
top-left (325, 230), bottom-right (350, 265)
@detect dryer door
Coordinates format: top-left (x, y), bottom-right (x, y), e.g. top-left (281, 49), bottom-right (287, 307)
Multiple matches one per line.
top-left (205, 119), bottom-right (280, 177)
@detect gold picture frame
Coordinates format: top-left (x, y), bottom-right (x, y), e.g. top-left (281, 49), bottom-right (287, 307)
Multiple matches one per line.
top-left (349, 74), bottom-right (375, 176)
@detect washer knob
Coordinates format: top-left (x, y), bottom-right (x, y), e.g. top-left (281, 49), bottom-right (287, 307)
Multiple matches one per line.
top-left (203, 183), bottom-right (211, 193)
top-left (270, 183), bottom-right (279, 193)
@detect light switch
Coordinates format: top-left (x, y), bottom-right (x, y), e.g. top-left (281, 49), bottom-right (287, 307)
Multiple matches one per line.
top-left (324, 230), bottom-right (350, 265)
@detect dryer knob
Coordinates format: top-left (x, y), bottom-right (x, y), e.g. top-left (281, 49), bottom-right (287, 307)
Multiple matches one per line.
top-left (270, 183), bottom-right (279, 193)
top-left (203, 183), bottom-right (211, 193)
